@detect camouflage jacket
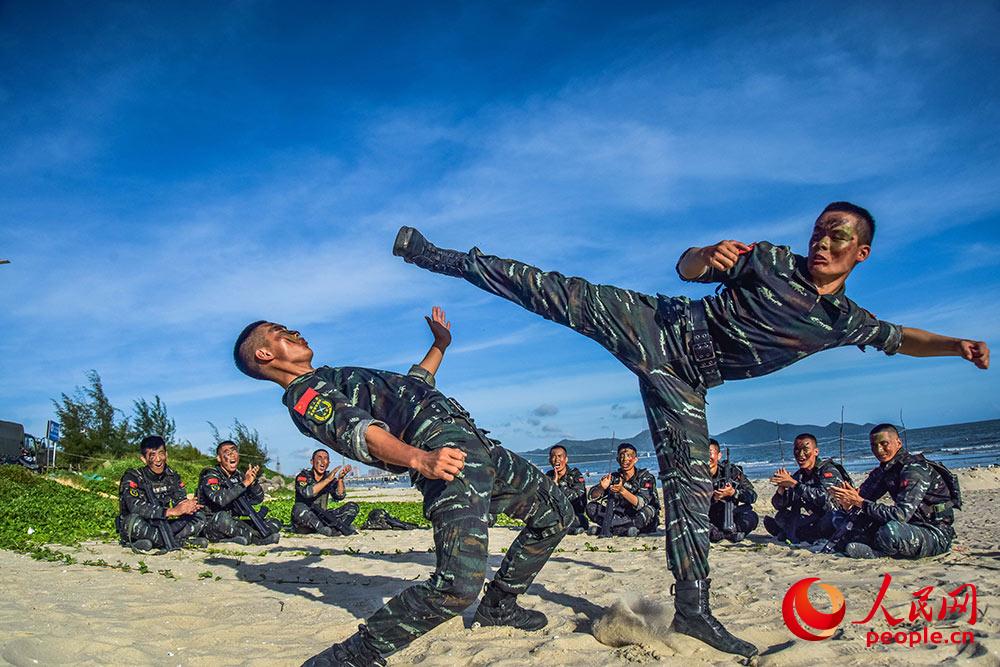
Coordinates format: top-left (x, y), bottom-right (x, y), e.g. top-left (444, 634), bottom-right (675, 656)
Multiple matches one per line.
top-left (597, 467), bottom-right (660, 515)
top-left (858, 450), bottom-right (954, 526)
top-left (676, 241), bottom-right (903, 380)
top-left (545, 466), bottom-right (586, 505)
top-left (282, 364), bottom-right (469, 473)
top-left (118, 465), bottom-right (188, 521)
top-left (772, 458), bottom-right (849, 515)
top-left (196, 465), bottom-right (264, 515)
top-left (710, 461), bottom-right (757, 506)
top-left (293, 467), bottom-right (345, 510)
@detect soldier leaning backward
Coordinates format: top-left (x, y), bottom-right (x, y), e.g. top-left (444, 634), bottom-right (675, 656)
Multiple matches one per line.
top-left (197, 440), bottom-right (283, 546)
top-left (117, 435), bottom-right (208, 551)
top-left (392, 201), bottom-right (991, 658)
top-left (233, 307), bottom-right (572, 667)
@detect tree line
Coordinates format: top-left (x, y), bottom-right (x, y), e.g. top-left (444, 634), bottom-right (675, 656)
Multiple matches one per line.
top-left (52, 370), bottom-right (270, 468)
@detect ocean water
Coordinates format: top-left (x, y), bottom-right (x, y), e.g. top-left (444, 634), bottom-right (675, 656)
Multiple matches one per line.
top-left (516, 419), bottom-right (1000, 482)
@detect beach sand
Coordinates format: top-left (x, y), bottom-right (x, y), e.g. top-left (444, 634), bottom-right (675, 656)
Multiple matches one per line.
top-left (1, 467), bottom-right (997, 666)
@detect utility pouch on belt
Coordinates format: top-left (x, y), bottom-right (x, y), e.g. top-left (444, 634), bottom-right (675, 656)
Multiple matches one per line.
top-left (688, 300), bottom-right (724, 389)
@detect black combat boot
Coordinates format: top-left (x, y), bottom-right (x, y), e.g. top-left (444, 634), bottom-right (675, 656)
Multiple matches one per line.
top-left (393, 226), bottom-right (469, 277)
top-left (301, 625), bottom-right (387, 667)
top-left (672, 579), bottom-right (758, 658)
top-left (473, 581), bottom-right (548, 631)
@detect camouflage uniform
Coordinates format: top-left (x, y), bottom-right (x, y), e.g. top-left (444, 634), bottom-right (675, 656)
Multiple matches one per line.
top-left (117, 466), bottom-right (206, 547)
top-left (546, 466), bottom-right (588, 530)
top-left (708, 460), bottom-right (759, 537)
top-left (586, 467), bottom-right (660, 534)
top-left (283, 363), bottom-right (571, 656)
top-left (766, 458), bottom-right (848, 541)
top-left (839, 450), bottom-right (955, 558)
top-left (196, 466), bottom-right (282, 543)
top-left (292, 467), bottom-right (359, 533)
top-left (430, 241), bottom-right (901, 580)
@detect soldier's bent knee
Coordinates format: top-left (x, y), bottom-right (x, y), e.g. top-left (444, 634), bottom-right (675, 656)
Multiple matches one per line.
top-left (873, 523), bottom-right (902, 553)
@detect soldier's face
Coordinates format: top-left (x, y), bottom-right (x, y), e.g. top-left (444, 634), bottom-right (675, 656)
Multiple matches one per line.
top-left (217, 443), bottom-right (240, 474)
top-left (617, 449), bottom-right (637, 472)
top-left (142, 446), bottom-right (167, 475)
top-left (807, 213), bottom-right (870, 282)
top-left (793, 439), bottom-right (818, 470)
top-left (312, 451), bottom-right (329, 474)
top-left (709, 445), bottom-right (720, 466)
top-left (549, 448), bottom-right (567, 471)
top-left (260, 323), bottom-right (314, 365)
top-left (870, 431), bottom-right (902, 463)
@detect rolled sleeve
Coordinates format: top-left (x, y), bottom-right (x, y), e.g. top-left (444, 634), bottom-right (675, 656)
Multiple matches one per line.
top-left (407, 364), bottom-right (436, 388)
top-left (348, 418), bottom-right (391, 465)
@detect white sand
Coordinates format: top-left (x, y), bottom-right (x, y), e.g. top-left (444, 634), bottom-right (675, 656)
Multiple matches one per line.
top-left (1, 467), bottom-right (997, 666)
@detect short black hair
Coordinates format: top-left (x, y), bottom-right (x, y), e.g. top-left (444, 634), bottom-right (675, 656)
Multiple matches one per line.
top-left (234, 320), bottom-right (269, 379)
top-left (216, 440), bottom-right (238, 455)
top-left (139, 435), bottom-right (166, 455)
top-left (794, 433), bottom-right (818, 447)
top-left (821, 201), bottom-right (876, 246)
top-left (311, 448), bottom-right (328, 461)
top-left (617, 442), bottom-right (637, 455)
top-left (870, 423), bottom-right (899, 438)
top-left (708, 438), bottom-right (720, 449)
top-left (548, 445), bottom-right (567, 455)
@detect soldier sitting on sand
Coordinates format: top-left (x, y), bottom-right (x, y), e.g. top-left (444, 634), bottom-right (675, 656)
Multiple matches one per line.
top-left (764, 433), bottom-right (849, 542)
top-left (197, 441), bottom-right (283, 546)
top-left (546, 445), bottom-right (589, 535)
top-left (585, 442), bottom-right (660, 537)
top-left (828, 423), bottom-right (960, 559)
top-left (233, 307), bottom-right (572, 667)
top-left (117, 435), bottom-right (208, 551)
top-left (292, 449), bottom-right (359, 536)
top-left (707, 439), bottom-right (758, 542)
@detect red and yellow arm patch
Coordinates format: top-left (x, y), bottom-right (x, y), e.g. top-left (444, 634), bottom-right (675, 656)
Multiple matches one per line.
top-left (294, 387), bottom-right (320, 415)
top-left (207, 478), bottom-right (220, 485)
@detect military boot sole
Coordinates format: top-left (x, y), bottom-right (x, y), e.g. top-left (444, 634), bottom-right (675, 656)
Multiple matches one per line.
top-left (392, 226), bottom-right (419, 258)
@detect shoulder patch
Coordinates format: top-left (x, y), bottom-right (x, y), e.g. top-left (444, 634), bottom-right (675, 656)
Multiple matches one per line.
top-left (738, 242), bottom-right (756, 255)
top-left (304, 395), bottom-right (334, 423)
top-left (207, 477), bottom-right (220, 485)
top-left (293, 387), bottom-right (320, 415)
top-left (578, 476), bottom-right (585, 483)
top-left (643, 481), bottom-right (653, 489)
top-left (296, 475), bottom-right (307, 483)
top-left (823, 472), bottom-right (833, 478)
top-left (129, 488), bottom-right (139, 497)
top-left (179, 481), bottom-right (185, 488)
top-left (128, 480), bottom-right (138, 488)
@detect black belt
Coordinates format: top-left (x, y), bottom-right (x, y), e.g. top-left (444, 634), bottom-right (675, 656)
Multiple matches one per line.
top-left (688, 300), bottom-right (724, 389)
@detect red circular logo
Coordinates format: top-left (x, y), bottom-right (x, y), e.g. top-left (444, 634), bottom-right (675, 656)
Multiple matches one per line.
top-left (782, 577), bottom-right (846, 641)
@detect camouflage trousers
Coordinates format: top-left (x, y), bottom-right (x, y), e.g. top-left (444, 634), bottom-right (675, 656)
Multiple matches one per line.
top-left (857, 519), bottom-right (954, 559)
top-left (292, 501), bottom-right (360, 533)
top-left (442, 248), bottom-right (714, 580)
top-left (708, 502), bottom-right (759, 537)
top-left (364, 423), bottom-right (573, 656)
top-left (203, 510), bottom-right (282, 543)
top-left (764, 510), bottom-right (836, 542)
top-left (585, 499), bottom-right (658, 534)
top-left (118, 512), bottom-right (206, 547)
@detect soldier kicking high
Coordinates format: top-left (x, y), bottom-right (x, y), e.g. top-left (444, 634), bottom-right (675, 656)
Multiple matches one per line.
top-left (233, 307), bottom-right (571, 666)
top-left (393, 201), bottom-right (990, 658)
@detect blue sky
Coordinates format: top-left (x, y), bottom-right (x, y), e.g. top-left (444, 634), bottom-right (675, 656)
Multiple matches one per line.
top-left (2, 1), bottom-right (998, 471)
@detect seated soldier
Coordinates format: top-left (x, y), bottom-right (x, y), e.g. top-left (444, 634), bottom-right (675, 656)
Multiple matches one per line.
top-left (764, 433), bottom-right (849, 542)
top-left (197, 440), bottom-right (283, 546)
top-left (546, 445), bottom-right (588, 535)
top-left (292, 449), bottom-right (359, 536)
top-left (708, 439), bottom-right (758, 542)
top-left (233, 307), bottom-right (571, 666)
top-left (828, 423), bottom-right (960, 559)
top-left (585, 442), bottom-right (659, 537)
top-left (117, 435), bottom-right (208, 551)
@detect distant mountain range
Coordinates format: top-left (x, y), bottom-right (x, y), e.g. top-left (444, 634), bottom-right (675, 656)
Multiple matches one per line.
top-left (525, 418), bottom-right (904, 457)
